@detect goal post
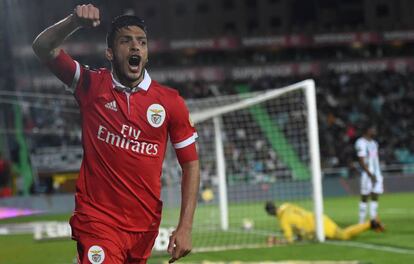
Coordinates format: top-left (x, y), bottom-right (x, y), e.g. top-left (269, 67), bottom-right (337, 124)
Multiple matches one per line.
top-left (213, 116), bottom-right (229, 231)
top-left (304, 80), bottom-right (325, 243)
top-left (160, 79), bottom-right (324, 251)
top-left (191, 79), bottom-right (324, 241)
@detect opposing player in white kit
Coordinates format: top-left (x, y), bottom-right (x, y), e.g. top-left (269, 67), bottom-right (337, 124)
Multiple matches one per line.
top-left (355, 125), bottom-right (385, 231)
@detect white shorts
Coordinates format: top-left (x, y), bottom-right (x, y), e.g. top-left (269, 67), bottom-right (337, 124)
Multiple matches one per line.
top-left (360, 174), bottom-right (383, 195)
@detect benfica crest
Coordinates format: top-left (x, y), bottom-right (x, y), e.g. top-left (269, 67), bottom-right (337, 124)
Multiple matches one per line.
top-left (147, 104), bottom-right (166, 128)
top-left (87, 245), bottom-right (105, 264)
top-left (92, 254), bottom-right (101, 262)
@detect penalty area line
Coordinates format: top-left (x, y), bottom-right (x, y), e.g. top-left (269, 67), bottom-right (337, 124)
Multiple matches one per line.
top-left (326, 241), bottom-right (414, 255)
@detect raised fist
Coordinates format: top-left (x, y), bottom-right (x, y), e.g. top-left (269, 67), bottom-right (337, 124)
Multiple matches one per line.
top-left (73, 4), bottom-right (100, 28)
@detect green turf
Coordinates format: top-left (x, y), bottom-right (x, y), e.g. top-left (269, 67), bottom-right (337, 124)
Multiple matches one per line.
top-left (0, 193), bottom-right (413, 264)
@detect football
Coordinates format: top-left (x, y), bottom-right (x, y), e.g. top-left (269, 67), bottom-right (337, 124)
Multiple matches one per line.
top-left (242, 218), bottom-right (254, 230)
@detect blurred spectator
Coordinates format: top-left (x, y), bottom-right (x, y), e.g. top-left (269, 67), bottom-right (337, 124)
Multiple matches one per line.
top-left (0, 154), bottom-right (12, 197)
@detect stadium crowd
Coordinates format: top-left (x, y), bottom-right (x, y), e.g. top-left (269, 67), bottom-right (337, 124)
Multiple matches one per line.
top-left (168, 70), bottom-right (414, 170)
top-left (18, 70), bottom-right (414, 175)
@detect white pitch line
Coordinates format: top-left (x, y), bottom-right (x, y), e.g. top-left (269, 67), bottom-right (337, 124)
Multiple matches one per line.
top-left (193, 243), bottom-right (269, 253)
top-left (326, 241), bottom-right (414, 255)
top-left (381, 208), bottom-right (414, 215)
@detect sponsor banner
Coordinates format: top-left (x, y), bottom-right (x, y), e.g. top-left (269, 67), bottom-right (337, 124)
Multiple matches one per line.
top-left (170, 37), bottom-right (239, 50)
top-left (327, 58), bottom-right (414, 74)
top-left (160, 30), bottom-right (414, 50)
top-left (242, 35), bottom-right (311, 47)
top-left (216, 37), bottom-right (239, 49)
top-left (16, 30), bottom-right (414, 57)
top-left (313, 32), bottom-right (380, 45)
top-left (166, 30), bottom-right (414, 49)
top-left (327, 60), bottom-right (389, 73)
top-left (20, 58), bottom-right (414, 83)
top-left (289, 34), bottom-right (312, 47)
top-left (390, 58), bottom-right (414, 71)
top-left (232, 64), bottom-right (295, 79)
top-left (242, 36), bottom-right (288, 47)
top-left (231, 62), bottom-right (320, 80)
top-left (148, 40), bottom-right (168, 52)
top-left (383, 30), bottom-right (414, 42)
top-left (151, 67), bottom-right (225, 82)
top-left (151, 69), bottom-right (198, 82)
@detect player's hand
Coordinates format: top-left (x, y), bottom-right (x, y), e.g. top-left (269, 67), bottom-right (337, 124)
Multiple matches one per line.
top-left (167, 228), bottom-right (192, 263)
top-left (73, 4), bottom-right (100, 28)
top-left (266, 236), bottom-right (288, 246)
top-left (276, 237), bottom-right (289, 245)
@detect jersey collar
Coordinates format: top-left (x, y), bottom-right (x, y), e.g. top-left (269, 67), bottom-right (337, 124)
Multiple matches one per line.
top-left (111, 69), bottom-right (152, 93)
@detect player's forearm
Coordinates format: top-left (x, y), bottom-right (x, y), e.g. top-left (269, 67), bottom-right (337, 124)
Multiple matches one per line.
top-left (358, 158), bottom-right (373, 176)
top-left (32, 14), bottom-right (80, 61)
top-left (177, 160), bottom-right (200, 231)
top-left (280, 221), bottom-right (294, 243)
top-left (283, 230), bottom-right (294, 243)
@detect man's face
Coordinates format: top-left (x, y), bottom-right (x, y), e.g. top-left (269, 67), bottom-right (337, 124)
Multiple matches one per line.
top-left (107, 26), bottom-right (148, 84)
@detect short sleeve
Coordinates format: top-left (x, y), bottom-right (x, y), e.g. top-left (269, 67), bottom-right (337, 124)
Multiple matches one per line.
top-left (46, 50), bottom-right (96, 107)
top-left (46, 50), bottom-right (83, 94)
top-left (355, 139), bottom-right (366, 158)
top-left (168, 95), bottom-right (197, 149)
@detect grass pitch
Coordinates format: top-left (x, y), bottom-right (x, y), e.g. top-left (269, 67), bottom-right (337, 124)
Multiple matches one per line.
top-left (0, 193), bottom-right (413, 264)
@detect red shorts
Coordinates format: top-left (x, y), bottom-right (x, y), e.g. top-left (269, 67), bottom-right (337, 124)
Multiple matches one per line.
top-left (70, 214), bottom-right (158, 264)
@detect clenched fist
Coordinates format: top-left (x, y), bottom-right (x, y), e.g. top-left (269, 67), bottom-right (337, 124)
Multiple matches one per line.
top-left (73, 4), bottom-right (100, 28)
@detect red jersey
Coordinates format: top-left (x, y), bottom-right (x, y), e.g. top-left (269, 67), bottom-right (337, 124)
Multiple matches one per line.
top-left (47, 51), bottom-right (197, 231)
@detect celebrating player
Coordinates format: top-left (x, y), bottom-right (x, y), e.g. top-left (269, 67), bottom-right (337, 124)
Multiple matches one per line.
top-left (355, 124), bottom-right (384, 226)
top-left (33, 4), bottom-right (200, 264)
top-left (264, 201), bottom-right (384, 244)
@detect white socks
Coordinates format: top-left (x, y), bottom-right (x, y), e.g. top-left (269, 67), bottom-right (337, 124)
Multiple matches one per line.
top-left (359, 202), bottom-right (368, 223)
top-left (359, 201), bottom-right (379, 223)
top-left (370, 201), bottom-right (378, 220)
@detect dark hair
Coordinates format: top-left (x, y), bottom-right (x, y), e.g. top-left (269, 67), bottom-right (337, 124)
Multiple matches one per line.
top-left (106, 15), bottom-right (147, 49)
top-left (362, 123), bottom-right (375, 134)
top-left (265, 201), bottom-right (276, 213)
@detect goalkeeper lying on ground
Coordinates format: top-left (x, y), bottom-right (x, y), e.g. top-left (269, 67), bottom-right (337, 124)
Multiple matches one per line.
top-left (265, 201), bottom-right (384, 244)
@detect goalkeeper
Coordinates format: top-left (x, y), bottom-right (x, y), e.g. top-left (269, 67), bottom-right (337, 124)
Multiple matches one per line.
top-left (265, 201), bottom-right (384, 243)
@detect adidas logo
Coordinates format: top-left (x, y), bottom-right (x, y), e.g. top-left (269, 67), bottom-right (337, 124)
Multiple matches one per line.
top-left (105, 100), bottom-right (118, 112)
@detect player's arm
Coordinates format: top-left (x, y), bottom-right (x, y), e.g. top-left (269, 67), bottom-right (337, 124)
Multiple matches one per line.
top-left (280, 218), bottom-right (294, 243)
top-left (32, 4), bottom-right (100, 61)
top-left (167, 93), bottom-right (200, 263)
top-left (168, 159), bottom-right (200, 263)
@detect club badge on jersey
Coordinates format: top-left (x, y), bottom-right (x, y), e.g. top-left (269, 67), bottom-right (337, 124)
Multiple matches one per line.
top-left (147, 104), bottom-right (166, 128)
top-left (87, 245), bottom-right (105, 264)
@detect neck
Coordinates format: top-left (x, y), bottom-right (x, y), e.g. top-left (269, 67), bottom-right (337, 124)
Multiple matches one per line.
top-left (113, 69), bottom-right (145, 88)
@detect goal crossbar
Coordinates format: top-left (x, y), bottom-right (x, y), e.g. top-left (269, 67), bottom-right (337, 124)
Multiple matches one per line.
top-left (192, 79), bottom-right (315, 124)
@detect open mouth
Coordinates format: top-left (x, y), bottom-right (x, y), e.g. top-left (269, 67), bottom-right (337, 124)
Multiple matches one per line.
top-left (128, 55), bottom-right (141, 67)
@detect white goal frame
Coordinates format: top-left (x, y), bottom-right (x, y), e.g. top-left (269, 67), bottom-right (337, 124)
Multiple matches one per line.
top-left (192, 79), bottom-right (325, 242)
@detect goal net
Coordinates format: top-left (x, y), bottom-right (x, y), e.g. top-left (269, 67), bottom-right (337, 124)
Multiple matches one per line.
top-left (159, 79), bottom-right (324, 252)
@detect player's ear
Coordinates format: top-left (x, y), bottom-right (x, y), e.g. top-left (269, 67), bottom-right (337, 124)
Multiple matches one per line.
top-left (105, 48), bottom-right (114, 61)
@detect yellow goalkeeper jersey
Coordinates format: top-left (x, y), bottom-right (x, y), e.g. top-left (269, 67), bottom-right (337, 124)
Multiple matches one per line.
top-left (275, 203), bottom-right (371, 242)
top-left (276, 203), bottom-right (316, 242)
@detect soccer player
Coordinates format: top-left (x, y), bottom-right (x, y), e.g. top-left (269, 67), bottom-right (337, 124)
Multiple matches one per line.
top-left (355, 124), bottom-right (383, 225)
top-left (32, 4), bottom-right (200, 264)
top-left (264, 201), bottom-right (384, 244)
